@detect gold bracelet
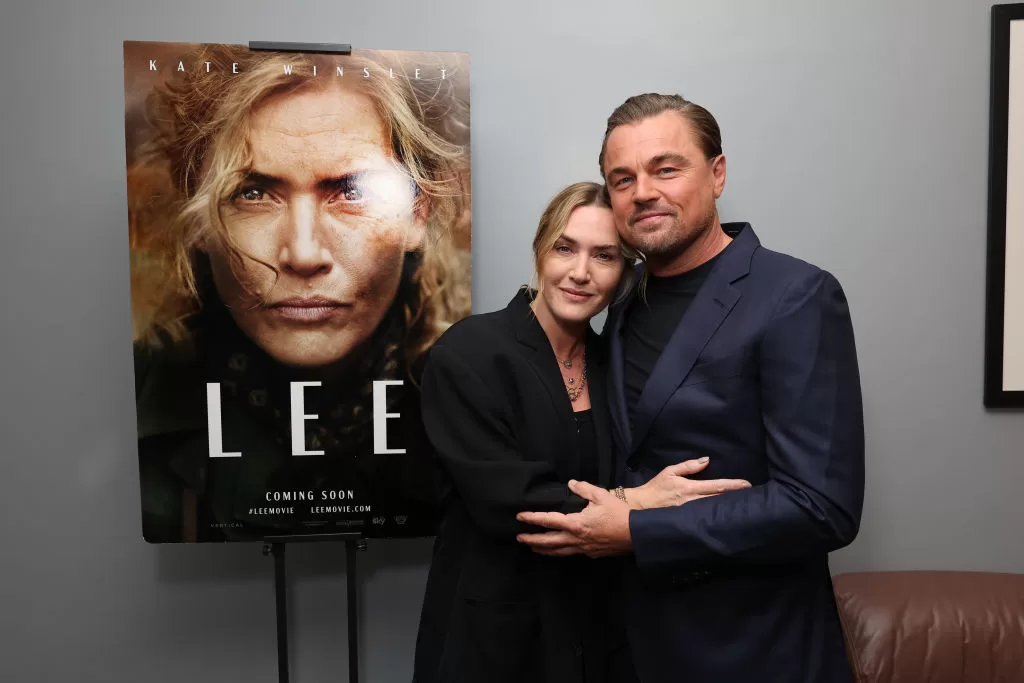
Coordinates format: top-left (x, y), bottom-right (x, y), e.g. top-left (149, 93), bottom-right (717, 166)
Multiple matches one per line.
top-left (613, 486), bottom-right (628, 505)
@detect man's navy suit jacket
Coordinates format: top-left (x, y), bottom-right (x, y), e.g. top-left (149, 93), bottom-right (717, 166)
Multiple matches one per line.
top-left (606, 223), bottom-right (864, 683)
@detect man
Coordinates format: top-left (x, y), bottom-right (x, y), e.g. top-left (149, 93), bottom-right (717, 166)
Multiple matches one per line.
top-left (517, 93), bottom-right (865, 683)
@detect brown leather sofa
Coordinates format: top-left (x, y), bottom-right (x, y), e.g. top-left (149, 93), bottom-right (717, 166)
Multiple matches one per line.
top-left (832, 571), bottom-right (1024, 683)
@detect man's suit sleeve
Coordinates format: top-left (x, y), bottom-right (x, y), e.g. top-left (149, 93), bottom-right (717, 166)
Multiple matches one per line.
top-left (421, 342), bottom-right (587, 537)
top-left (628, 269), bottom-right (865, 577)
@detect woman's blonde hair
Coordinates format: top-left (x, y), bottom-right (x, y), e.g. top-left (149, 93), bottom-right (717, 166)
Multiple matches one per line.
top-left (531, 181), bottom-right (639, 302)
top-left (126, 44), bottom-right (471, 369)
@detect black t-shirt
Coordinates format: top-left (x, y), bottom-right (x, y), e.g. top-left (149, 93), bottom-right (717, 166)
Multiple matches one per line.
top-left (623, 254), bottom-right (722, 434)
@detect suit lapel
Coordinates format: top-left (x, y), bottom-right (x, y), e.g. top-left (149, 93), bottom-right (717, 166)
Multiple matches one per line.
top-left (627, 280), bottom-right (740, 458)
top-left (627, 224), bottom-right (759, 460)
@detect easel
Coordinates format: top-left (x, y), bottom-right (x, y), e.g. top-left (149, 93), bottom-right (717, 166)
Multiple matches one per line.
top-left (262, 532), bottom-right (367, 683)
top-left (248, 41), bottom-right (353, 55)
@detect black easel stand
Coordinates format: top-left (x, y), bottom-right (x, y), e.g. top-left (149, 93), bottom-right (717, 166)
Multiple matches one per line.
top-left (248, 41), bottom-right (352, 55)
top-left (262, 532), bottom-right (367, 683)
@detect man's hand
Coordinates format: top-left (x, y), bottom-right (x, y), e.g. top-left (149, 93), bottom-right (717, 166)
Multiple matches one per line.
top-left (516, 480), bottom-right (632, 558)
top-left (625, 457), bottom-right (752, 510)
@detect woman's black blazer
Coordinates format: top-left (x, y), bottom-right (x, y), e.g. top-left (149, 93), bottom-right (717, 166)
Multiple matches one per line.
top-left (412, 287), bottom-right (625, 683)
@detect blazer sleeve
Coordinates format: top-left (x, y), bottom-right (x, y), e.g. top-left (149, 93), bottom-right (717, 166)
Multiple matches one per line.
top-left (629, 269), bottom-right (865, 577)
top-left (421, 342), bottom-right (587, 538)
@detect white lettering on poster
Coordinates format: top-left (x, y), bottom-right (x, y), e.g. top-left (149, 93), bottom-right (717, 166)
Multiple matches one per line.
top-left (372, 380), bottom-right (404, 454)
top-left (205, 380), bottom-right (405, 457)
top-left (206, 383), bottom-right (241, 458)
top-left (290, 381), bottom-right (323, 456)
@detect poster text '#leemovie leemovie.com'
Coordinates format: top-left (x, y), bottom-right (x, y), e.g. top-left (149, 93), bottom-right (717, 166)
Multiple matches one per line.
top-left (123, 41), bottom-right (471, 542)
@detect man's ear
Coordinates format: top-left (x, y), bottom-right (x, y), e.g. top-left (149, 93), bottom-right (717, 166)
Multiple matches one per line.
top-left (711, 154), bottom-right (727, 199)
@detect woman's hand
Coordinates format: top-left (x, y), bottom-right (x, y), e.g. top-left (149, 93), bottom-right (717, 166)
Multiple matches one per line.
top-left (624, 458), bottom-right (751, 510)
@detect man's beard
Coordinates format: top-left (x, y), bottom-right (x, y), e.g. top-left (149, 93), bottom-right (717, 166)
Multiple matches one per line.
top-left (627, 204), bottom-right (717, 262)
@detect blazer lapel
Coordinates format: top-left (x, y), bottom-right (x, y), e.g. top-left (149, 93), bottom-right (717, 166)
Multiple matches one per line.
top-left (510, 288), bottom-right (581, 479)
top-left (584, 333), bottom-right (614, 488)
top-left (509, 287), bottom-right (620, 485)
top-left (627, 224), bottom-right (759, 460)
top-left (607, 274), bottom-right (640, 457)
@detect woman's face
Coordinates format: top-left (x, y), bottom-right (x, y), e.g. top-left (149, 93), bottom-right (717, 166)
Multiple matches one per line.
top-left (536, 205), bottom-right (625, 325)
top-left (204, 81), bottom-right (423, 369)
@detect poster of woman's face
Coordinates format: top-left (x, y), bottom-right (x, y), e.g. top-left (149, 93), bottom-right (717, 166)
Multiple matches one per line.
top-left (123, 41), bottom-right (471, 542)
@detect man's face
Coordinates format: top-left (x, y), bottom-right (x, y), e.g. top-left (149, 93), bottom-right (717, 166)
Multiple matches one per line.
top-left (204, 81), bottom-right (424, 369)
top-left (602, 111), bottom-right (725, 261)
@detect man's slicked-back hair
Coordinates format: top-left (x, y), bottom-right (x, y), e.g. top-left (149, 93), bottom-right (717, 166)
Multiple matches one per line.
top-left (599, 93), bottom-right (723, 175)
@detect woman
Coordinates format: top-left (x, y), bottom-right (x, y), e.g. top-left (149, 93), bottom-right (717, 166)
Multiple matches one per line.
top-left (125, 43), bottom-right (471, 542)
top-left (414, 181), bottom-right (675, 682)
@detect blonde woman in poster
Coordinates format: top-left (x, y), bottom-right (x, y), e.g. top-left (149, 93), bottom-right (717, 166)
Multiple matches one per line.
top-left (124, 42), bottom-right (471, 542)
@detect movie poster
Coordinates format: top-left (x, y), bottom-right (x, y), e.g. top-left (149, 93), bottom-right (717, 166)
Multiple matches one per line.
top-left (123, 41), bottom-right (471, 542)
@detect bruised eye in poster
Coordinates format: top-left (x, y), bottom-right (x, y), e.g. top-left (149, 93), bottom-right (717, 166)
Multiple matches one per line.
top-left (123, 41), bottom-right (472, 542)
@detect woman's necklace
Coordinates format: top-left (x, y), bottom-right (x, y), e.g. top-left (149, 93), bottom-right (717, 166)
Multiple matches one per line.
top-left (558, 346), bottom-right (588, 402)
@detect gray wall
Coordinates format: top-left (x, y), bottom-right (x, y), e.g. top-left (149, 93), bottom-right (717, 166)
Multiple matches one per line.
top-left (2, 0), bottom-right (1022, 681)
